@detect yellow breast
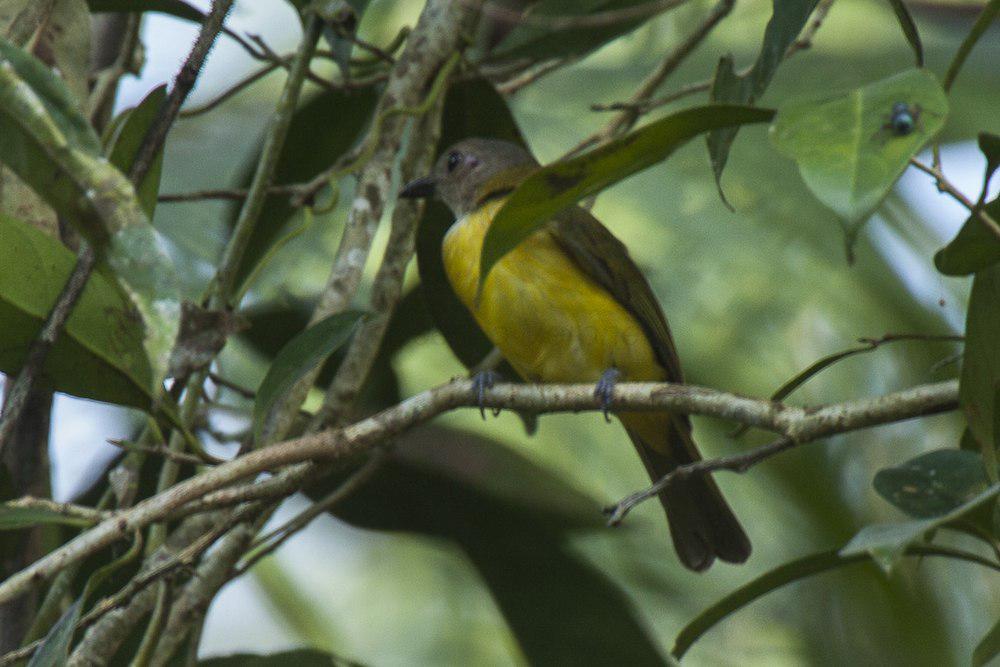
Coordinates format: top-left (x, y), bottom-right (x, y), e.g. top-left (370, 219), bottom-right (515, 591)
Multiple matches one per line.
top-left (441, 199), bottom-right (663, 383)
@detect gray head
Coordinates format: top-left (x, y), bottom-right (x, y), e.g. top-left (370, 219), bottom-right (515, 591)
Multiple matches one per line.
top-left (399, 138), bottom-right (538, 218)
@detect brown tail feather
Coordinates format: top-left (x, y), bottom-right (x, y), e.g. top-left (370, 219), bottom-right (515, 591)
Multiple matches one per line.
top-left (622, 413), bottom-right (751, 571)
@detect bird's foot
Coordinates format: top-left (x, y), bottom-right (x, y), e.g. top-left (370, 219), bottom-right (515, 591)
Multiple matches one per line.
top-left (594, 367), bottom-right (621, 423)
top-left (471, 369), bottom-right (502, 419)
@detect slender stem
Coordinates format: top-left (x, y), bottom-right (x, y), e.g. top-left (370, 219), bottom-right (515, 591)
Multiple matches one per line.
top-left (910, 157), bottom-right (1000, 242)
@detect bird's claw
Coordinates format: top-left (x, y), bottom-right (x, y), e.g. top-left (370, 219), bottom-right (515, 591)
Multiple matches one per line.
top-left (594, 367), bottom-right (621, 422)
top-left (471, 369), bottom-right (502, 419)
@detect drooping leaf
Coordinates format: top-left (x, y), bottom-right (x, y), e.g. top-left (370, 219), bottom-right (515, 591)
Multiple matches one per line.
top-left (26, 598), bottom-right (83, 667)
top-left (770, 68), bottom-right (948, 225)
top-left (227, 85), bottom-right (378, 287)
top-left (840, 484), bottom-right (1000, 571)
top-left (253, 310), bottom-right (364, 441)
top-left (0, 503), bottom-right (95, 530)
top-left (943, 0), bottom-right (1000, 91)
top-left (485, 0), bottom-right (668, 66)
top-left (707, 0), bottom-right (818, 199)
top-left (873, 449), bottom-right (990, 518)
top-left (86, 0), bottom-right (203, 21)
top-left (885, 0), bottom-right (924, 66)
top-left (200, 649), bottom-right (346, 666)
top-left (105, 85), bottom-right (168, 218)
top-left (0, 214), bottom-right (156, 410)
top-left (479, 104), bottom-right (774, 287)
top-left (974, 616), bottom-right (1000, 667)
top-left (934, 198), bottom-right (1000, 276)
top-left (960, 265), bottom-right (1000, 472)
top-left (326, 425), bottom-right (665, 665)
top-left (672, 545), bottom-right (998, 660)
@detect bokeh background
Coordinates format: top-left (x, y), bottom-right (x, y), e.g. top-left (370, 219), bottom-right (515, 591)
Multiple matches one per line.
top-left (36, 0), bottom-right (1000, 664)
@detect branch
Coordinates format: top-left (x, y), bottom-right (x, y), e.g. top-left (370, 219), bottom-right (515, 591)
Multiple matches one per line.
top-left (0, 378), bottom-right (958, 606)
top-left (909, 157), bottom-right (1000, 243)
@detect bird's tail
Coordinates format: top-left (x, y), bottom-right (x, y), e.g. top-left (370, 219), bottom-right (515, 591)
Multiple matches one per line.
top-left (620, 412), bottom-right (751, 571)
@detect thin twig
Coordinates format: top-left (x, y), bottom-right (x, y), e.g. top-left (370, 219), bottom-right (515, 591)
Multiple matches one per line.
top-left (909, 157), bottom-right (1000, 242)
top-left (0, 246), bottom-right (96, 457)
top-left (0, 377), bottom-right (959, 606)
top-left (129, 0), bottom-right (236, 184)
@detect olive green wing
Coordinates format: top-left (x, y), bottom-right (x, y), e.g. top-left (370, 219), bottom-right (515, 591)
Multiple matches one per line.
top-left (548, 206), bottom-right (683, 383)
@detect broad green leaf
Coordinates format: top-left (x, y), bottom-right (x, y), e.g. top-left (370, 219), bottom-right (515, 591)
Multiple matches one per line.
top-left (0, 35), bottom-right (180, 381)
top-left (975, 616), bottom-right (1000, 667)
top-left (0, 503), bottom-right (94, 530)
top-left (86, 0), bottom-right (202, 21)
top-left (943, 0), bottom-right (999, 91)
top-left (227, 85), bottom-right (377, 287)
top-left (253, 310), bottom-right (364, 441)
top-left (0, 214), bottom-right (156, 410)
top-left (328, 425), bottom-right (664, 665)
top-left (934, 198), bottom-right (1000, 275)
top-left (873, 449), bottom-right (990, 518)
top-left (27, 598), bottom-right (83, 667)
top-left (485, 0), bottom-right (664, 66)
top-left (886, 0), bottom-right (924, 66)
top-left (672, 545), bottom-right (998, 660)
top-left (105, 85), bottom-right (167, 218)
top-left (707, 0), bottom-right (818, 199)
top-left (960, 265), bottom-right (1000, 468)
top-left (770, 68), bottom-right (948, 225)
top-left (980, 131), bottom-right (1000, 191)
top-left (840, 484), bottom-right (1000, 571)
top-left (418, 77), bottom-right (524, 368)
top-left (480, 104), bottom-right (774, 287)
top-left (200, 650), bottom-right (344, 666)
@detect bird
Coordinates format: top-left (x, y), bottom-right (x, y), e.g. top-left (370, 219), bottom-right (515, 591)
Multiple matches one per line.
top-left (399, 138), bottom-right (750, 571)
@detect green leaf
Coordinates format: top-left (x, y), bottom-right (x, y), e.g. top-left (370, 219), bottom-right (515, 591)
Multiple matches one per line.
top-left (934, 198), bottom-right (1000, 275)
top-left (873, 449), bottom-right (990, 518)
top-left (840, 483), bottom-right (1000, 572)
top-left (328, 425), bottom-right (664, 665)
top-left (86, 0), bottom-right (203, 21)
top-left (253, 310), bottom-right (364, 441)
top-left (672, 544), bottom-right (997, 660)
top-left (0, 214), bottom-right (156, 410)
top-left (770, 68), bottom-right (948, 225)
top-left (485, 0), bottom-right (663, 66)
top-left (200, 649), bottom-right (344, 666)
top-left (943, 0), bottom-right (999, 91)
top-left (707, 0), bottom-right (818, 198)
top-left (27, 598), bottom-right (83, 667)
top-left (105, 84), bottom-right (168, 218)
top-left (480, 104), bottom-right (774, 287)
top-left (885, 0), bottom-right (924, 67)
top-left (960, 265), bottom-right (1000, 470)
top-left (0, 504), bottom-right (94, 530)
top-left (974, 616), bottom-right (1000, 667)
top-left (979, 131), bottom-right (1000, 191)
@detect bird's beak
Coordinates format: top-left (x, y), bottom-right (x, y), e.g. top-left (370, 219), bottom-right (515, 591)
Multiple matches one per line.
top-left (399, 175), bottom-right (437, 199)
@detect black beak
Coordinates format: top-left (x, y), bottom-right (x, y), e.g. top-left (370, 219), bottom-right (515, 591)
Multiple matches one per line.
top-left (399, 175), bottom-right (436, 199)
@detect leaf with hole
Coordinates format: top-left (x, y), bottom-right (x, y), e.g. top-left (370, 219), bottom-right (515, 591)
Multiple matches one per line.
top-left (253, 310), bottom-right (364, 441)
top-left (479, 104), bottom-right (774, 288)
top-left (841, 483), bottom-right (1000, 571)
top-left (770, 68), bottom-right (948, 226)
top-left (873, 449), bottom-right (990, 518)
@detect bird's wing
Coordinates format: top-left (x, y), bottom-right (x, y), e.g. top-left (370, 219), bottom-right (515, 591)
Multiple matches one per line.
top-left (548, 206), bottom-right (684, 383)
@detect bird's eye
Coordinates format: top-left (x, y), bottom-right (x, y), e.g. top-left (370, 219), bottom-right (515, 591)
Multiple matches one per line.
top-left (446, 151), bottom-right (461, 173)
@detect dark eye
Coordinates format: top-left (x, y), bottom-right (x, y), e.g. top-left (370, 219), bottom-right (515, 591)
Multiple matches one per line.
top-left (446, 151), bottom-right (461, 173)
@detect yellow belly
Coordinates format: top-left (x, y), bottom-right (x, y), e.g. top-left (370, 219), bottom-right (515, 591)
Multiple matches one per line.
top-left (441, 200), bottom-right (663, 384)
